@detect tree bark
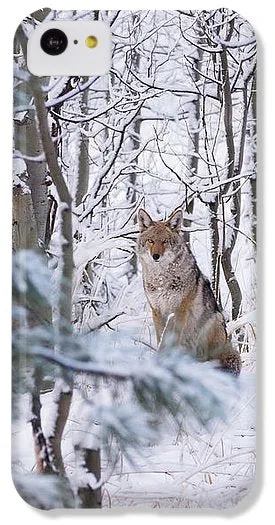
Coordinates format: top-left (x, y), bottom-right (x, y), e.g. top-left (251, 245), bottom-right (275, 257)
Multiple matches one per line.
top-left (77, 448), bottom-right (102, 508)
top-left (12, 187), bottom-right (37, 251)
top-left (250, 73), bottom-right (257, 245)
top-left (220, 47), bottom-right (242, 320)
top-left (183, 48), bottom-right (202, 245)
top-left (75, 82), bottom-right (90, 207)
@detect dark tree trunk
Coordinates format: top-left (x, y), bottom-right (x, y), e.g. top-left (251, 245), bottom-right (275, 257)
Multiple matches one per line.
top-left (77, 448), bottom-right (102, 508)
top-left (183, 48), bottom-right (202, 246)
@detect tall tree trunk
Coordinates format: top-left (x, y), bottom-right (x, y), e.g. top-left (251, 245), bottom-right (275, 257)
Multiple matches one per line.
top-left (14, 113), bottom-right (49, 247)
top-left (209, 199), bottom-right (222, 305)
top-left (14, 12), bottom-right (51, 248)
top-left (126, 13), bottom-right (142, 280)
top-left (73, 11), bottom-right (103, 508)
top-left (76, 447), bottom-right (102, 508)
top-left (75, 83), bottom-right (90, 207)
top-left (250, 74), bottom-right (257, 245)
top-left (12, 185), bottom-right (37, 251)
top-left (183, 48), bottom-right (202, 246)
top-left (220, 47), bottom-right (242, 320)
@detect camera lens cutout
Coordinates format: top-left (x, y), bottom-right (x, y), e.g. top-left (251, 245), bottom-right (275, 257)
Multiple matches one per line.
top-left (40, 29), bottom-right (68, 56)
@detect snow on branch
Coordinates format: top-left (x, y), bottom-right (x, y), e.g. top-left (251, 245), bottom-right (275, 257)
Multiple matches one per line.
top-left (26, 335), bottom-right (238, 429)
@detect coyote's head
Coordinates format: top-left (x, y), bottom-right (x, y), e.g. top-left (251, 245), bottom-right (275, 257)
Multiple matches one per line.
top-left (137, 208), bottom-right (183, 264)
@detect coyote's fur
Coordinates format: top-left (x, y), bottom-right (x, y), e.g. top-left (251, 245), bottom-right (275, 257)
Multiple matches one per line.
top-left (137, 208), bottom-right (241, 375)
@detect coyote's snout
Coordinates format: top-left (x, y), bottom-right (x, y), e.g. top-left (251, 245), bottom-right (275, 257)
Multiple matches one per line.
top-left (137, 208), bottom-right (241, 375)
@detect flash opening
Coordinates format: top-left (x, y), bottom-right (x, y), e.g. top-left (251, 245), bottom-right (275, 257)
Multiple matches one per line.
top-left (85, 35), bottom-right (98, 48)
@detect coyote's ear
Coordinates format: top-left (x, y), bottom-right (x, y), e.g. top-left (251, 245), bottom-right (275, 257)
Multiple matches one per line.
top-left (138, 209), bottom-right (153, 231)
top-left (167, 209), bottom-right (183, 231)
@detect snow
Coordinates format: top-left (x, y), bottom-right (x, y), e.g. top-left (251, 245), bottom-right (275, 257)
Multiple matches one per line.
top-left (12, 352), bottom-right (255, 509)
top-left (13, 157), bottom-right (30, 194)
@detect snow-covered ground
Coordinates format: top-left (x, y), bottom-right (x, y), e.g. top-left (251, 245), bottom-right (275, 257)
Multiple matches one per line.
top-left (101, 363), bottom-right (255, 509)
top-left (12, 304), bottom-right (256, 509)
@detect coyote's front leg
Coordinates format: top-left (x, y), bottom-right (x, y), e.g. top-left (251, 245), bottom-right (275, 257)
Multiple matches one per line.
top-left (152, 310), bottom-right (178, 351)
top-left (151, 309), bottom-right (166, 345)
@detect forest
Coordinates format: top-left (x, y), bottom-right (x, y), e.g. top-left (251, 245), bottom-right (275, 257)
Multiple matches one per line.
top-left (12, 8), bottom-right (256, 509)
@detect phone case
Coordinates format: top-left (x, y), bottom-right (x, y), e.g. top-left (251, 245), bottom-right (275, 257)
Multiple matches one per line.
top-left (12, 7), bottom-right (257, 510)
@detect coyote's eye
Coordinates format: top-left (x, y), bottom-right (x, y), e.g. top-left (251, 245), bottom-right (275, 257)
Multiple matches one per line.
top-left (162, 240), bottom-right (168, 245)
top-left (147, 239), bottom-right (154, 245)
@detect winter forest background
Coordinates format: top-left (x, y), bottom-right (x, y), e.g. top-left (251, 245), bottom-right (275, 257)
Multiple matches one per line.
top-left (12, 8), bottom-right (256, 509)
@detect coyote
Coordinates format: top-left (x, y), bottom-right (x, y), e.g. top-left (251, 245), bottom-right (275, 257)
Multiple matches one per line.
top-left (137, 208), bottom-right (241, 375)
